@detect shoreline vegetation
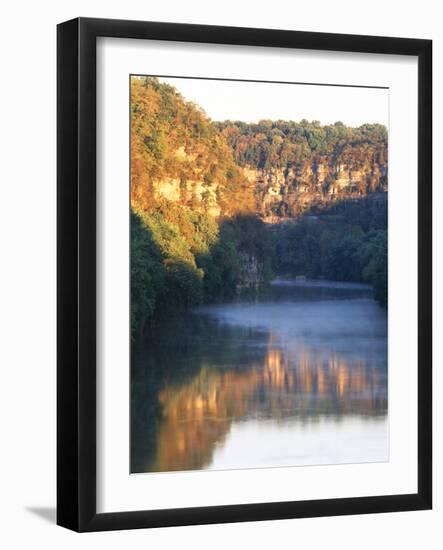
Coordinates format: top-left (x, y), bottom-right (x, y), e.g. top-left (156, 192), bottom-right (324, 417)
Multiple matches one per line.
top-left (131, 77), bottom-right (387, 341)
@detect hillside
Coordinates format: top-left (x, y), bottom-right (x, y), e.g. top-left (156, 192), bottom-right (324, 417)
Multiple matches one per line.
top-left (217, 120), bottom-right (387, 222)
top-left (130, 77), bottom-right (388, 340)
top-left (131, 78), bottom-right (388, 223)
top-left (131, 77), bottom-right (255, 218)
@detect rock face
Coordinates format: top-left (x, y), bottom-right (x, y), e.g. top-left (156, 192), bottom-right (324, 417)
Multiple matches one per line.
top-left (244, 152), bottom-right (387, 223)
top-left (238, 252), bottom-right (263, 289)
top-left (153, 177), bottom-right (222, 218)
top-left (152, 146), bottom-right (387, 224)
top-left (151, 145), bottom-right (387, 224)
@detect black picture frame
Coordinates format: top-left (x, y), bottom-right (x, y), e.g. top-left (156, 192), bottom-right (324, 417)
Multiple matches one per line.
top-left (57, 17), bottom-right (432, 532)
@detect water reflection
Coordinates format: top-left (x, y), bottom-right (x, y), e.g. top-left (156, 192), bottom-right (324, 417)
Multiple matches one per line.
top-left (131, 281), bottom-right (388, 473)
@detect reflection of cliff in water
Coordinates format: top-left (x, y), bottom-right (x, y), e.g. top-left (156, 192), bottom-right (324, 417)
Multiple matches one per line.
top-left (131, 301), bottom-right (387, 473)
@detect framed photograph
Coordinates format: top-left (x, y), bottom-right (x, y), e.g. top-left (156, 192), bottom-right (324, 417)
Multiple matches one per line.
top-left (57, 17), bottom-right (432, 532)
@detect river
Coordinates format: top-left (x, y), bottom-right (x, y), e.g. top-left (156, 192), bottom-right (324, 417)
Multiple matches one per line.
top-left (131, 279), bottom-right (388, 474)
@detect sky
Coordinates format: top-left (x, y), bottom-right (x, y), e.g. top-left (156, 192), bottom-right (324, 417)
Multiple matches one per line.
top-left (157, 76), bottom-right (388, 128)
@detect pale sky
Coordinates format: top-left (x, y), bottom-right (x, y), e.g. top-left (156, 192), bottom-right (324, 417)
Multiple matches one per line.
top-left (157, 76), bottom-right (388, 128)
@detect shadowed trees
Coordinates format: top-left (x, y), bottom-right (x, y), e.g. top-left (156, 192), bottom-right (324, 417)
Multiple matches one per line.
top-left (131, 207), bottom-right (274, 340)
top-left (274, 196), bottom-right (387, 306)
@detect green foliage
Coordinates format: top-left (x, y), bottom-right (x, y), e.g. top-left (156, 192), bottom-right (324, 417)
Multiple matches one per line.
top-left (160, 260), bottom-right (204, 311)
top-left (131, 209), bottom-right (198, 338)
top-left (360, 231), bottom-right (388, 306)
top-left (131, 212), bottom-right (165, 339)
top-left (198, 238), bottom-right (240, 299)
top-left (221, 215), bottom-right (274, 282)
top-left (131, 206), bottom-right (275, 341)
top-left (217, 119), bottom-right (388, 171)
top-left (275, 197), bottom-right (387, 306)
top-left (198, 215), bottom-right (274, 296)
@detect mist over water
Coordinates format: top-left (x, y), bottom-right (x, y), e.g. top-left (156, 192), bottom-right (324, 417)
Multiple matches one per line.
top-left (131, 280), bottom-right (388, 474)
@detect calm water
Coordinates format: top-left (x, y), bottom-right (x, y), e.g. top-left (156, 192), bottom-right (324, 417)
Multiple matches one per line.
top-left (131, 280), bottom-right (388, 473)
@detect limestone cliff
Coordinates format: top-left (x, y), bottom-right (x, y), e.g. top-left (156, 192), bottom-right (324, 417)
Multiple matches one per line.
top-left (149, 143), bottom-right (387, 224)
top-left (243, 147), bottom-right (387, 222)
top-left (151, 175), bottom-right (222, 218)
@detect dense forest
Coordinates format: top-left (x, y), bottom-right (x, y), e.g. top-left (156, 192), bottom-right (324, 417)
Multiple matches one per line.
top-left (275, 196), bottom-right (387, 305)
top-left (131, 77), bottom-right (388, 340)
top-left (217, 119), bottom-right (387, 170)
